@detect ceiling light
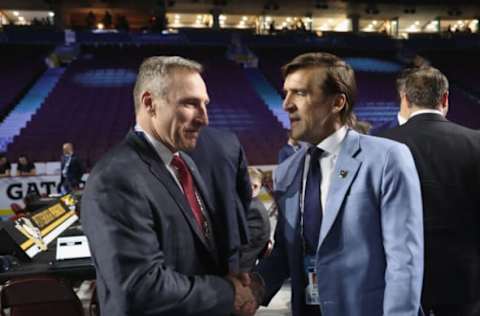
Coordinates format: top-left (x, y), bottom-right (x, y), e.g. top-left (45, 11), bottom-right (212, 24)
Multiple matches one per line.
top-left (335, 20), bottom-right (350, 31)
top-left (320, 24), bottom-right (331, 31)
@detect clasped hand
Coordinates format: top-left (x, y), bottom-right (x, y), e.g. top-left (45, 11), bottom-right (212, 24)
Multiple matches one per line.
top-left (227, 273), bottom-right (264, 316)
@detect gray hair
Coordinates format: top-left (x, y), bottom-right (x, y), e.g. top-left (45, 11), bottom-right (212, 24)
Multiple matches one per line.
top-left (404, 66), bottom-right (449, 109)
top-left (133, 56), bottom-right (203, 113)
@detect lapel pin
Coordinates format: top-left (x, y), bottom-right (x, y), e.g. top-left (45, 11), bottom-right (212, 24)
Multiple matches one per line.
top-left (339, 170), bottom-right (348, 178)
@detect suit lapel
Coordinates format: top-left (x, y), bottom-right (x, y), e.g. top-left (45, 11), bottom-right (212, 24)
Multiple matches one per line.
top-left (181, 152), bottom-right (220, 264)
top-left (275, 149), bottom-right (306, 243)
top-left (181, 152), bottom-right (215, 216)
top-left (126, 132), bottom-right (214, 253)
top-left (318, 129), bottom-right (362, 250)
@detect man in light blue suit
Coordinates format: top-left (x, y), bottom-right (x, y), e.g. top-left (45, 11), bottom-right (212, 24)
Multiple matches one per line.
top-left (253, 52), bottom-right (424, 316)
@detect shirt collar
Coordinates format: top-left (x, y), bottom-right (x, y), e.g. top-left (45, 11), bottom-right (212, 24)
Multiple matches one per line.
top-left (134, 124), bottom-right (177, 165)
top-left (314, 125), bottom-right (347, 156)
top-left (409, 109), bottom-right (444, 119)
top-left (397, 112), bottom-right (408, 125)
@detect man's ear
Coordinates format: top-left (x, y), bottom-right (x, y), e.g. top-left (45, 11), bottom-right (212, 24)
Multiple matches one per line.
top-left (141, 91), bottom-right (155, 115)
top-left (332, 93), bottom-right (346, 114)
top-left (440, 91), bottom-right (449, 116)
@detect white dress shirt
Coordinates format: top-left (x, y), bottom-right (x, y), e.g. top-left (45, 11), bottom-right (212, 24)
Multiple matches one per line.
top-left (397, 112), bottom-right (408, 125)
top-left (301, 126), bottom-right (348, 215)
top-left (409, 109), bottom-right (444, 119)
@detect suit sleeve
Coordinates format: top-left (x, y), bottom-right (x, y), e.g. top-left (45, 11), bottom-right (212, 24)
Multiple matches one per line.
top-left (239, 201), bottom-right (271, 271)
top-left (81, 169), bottom-right (235, 316)
top-left (236, 142), bottom-right (252, 213)
top-left (380, 144), bottom-right (424, 316)
top-left (254, 172), bottom-right (290, 305)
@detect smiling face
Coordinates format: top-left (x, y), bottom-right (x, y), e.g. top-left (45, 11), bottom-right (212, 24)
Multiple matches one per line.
top-left (148, 69), bottom-right (209, 152)
top-left (283, 67), bottom-right (342, 145)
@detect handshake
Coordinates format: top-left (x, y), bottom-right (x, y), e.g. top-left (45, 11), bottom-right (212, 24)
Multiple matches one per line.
top-left (227, 272), bottom-right (266, 316)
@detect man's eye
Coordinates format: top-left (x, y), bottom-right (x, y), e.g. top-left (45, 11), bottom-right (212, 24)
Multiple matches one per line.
top-left (296, 90), bottom-right (307, 96)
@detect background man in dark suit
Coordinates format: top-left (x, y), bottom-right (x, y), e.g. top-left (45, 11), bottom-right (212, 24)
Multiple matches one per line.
top-left (81, 56), bottom-right (255, 316)
top-left (189, 126), bottom-right (252, 275)
top-left (59, 142), bottom-right (84, 193)
top-left (379, 66), bottom-right (480, 316)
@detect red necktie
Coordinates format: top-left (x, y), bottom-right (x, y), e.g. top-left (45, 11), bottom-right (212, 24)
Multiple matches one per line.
top-left (171, 155), bottom-right (206, 236)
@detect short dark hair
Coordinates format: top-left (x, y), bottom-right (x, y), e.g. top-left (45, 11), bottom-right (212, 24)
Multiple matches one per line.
top-left (404, 67), bottom-right (449, 109)
top-left (282, 52), bottom-right (357, 125)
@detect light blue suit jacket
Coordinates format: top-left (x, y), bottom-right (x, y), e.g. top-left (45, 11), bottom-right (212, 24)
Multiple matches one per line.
top-left (257, 129), bottom-right (424, 316)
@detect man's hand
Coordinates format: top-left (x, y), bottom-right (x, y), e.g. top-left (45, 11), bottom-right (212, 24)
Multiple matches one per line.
top-left (249, 272), bottom-right (266, 306)
top-left (227, 275), bottom-right (257, 316)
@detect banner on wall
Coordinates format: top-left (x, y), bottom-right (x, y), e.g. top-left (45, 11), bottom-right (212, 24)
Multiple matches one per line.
top-left (0, 175), bottom-right (87, 215)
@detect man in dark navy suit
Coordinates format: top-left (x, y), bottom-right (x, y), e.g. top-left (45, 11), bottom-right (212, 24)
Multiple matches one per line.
top-left (189, 126), bottom-right (252, 275)
top-left (82, 57), bottom-right (256, 316)
top-left (380, 66), bottom-right (480, 316)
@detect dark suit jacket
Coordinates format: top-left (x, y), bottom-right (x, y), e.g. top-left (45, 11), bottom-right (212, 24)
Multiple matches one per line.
top-left (379, 113), bottom-right (480, 306)
top-left (239, 197), bottom-right (271, 271)
top-left (81, 131), bottom-right (234, 316)
top-left (60, 155), bottom-right (84, 190)
top-left (189, 127), bottom-right (251, 273)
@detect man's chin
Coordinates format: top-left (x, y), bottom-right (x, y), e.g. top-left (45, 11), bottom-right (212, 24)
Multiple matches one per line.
top-left (290, 129), bottom-right (304, 142)
top-left (179, 139), bottom-right (198, 152)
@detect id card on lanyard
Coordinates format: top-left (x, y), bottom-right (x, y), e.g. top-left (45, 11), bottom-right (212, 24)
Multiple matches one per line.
top-left (304, 255), bottom-right (320, 305)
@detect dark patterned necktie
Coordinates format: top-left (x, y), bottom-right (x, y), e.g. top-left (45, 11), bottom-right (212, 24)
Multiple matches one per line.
top-left (303, 147), bottom-right (323, 255)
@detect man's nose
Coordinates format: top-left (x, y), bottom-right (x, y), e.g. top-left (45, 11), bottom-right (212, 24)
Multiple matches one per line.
top-left (197, 104), bottom-right (209, 126)
top-left (283, 94), bottom-right (294, 112)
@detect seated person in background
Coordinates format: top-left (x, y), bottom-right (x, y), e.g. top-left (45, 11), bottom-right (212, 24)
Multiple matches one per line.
top-left (0, 153), bottom-right (11, 177)
top-left (16, 155), bottom-right (36, 176)
top-left (240, 167), bottom-right (271, 271)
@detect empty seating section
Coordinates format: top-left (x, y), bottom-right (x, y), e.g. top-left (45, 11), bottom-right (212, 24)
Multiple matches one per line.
top-left (4, 44), bottom-right (480, 167)
top-left (7, 51), bottom-right (137, 167)
top-left (6, 45), bottom-right (286, 166)
top-left (420, 50), bottom-right (480, 129)
top-left (0, 44), bottom-right (51, 120)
